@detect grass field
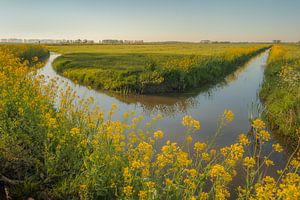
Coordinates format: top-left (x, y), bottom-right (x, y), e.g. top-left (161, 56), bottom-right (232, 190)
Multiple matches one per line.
top-left (49, 44), bottom-right (269, 94)
top-left (260, 44), bottom-right (300, 140)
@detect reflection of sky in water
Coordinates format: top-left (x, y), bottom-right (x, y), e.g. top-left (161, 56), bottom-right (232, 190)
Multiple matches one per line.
top-left (38, 51), bottom-right (289, 178)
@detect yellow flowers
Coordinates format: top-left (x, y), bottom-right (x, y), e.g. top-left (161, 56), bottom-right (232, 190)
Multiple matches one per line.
top-left (243, 157), bottom-right (256, 168)
top-left (252, 119), bottom-right (266, 130)
top-left (253, 176), bottom-right (276, 199)
top-left (185, 168), bottom-right (198, 177)
top-left (277, 173), bottom-right (300, 199)
top-left (209, 164), bottom-right (232, 182)
top-left (165, 178), bottom-right (172, 186)
top-left (239, 134), bottom-right (250, 145)
top-left (123, 185), bottom-right (133, 197)
top-left (210, 165), bottom-right (224, 178)
top-left (186, 135), bottom-right (193, 143)
top-left (221, 143), bottom-right (244, 161)
top-left (48, 117), bottom-right (58, 128)
top-left (257, 130), bottom-right (271, 141)
top-left (80, 139), bottom-right (88, 147)
top-left (224, 109), bottom-right (234, 122)
top-left (70, 127), bottom-right (80, 136)
top-left (194, 142), bottom-right (206, 152)
top-left (153, 130), bottom-right (164, 139)
top-left (272, 143), bottom-right (283, 152)
top-left (182, 115), bottom-right (201, 130)
top-left (265, 159), bottom-right (274, 167)
top-left (201, 153), bottom-right (211, 161)
top-left (138, 190), bottom-right (147, 200)
top-left (290, 158), bottom-right (300, 168)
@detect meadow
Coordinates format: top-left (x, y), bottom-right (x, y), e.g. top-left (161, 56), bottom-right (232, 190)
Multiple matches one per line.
top-left (0, 44), bottom-right (299, 199)
top-left (260, 44), bottom-right (300, 141)
top-left (49, 44), bottom-right (269, 94)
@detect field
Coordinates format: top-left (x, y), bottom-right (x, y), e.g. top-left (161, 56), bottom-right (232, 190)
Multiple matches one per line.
top-left (260, 44), bottom-right (300, 140)
top-left (1, 44), bottom-right (299, 199)
top-left (49, 44), bottom-right (269, 94)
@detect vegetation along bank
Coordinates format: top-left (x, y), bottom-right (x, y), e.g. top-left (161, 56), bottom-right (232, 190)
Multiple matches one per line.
top-left (50, 44), bottom-right (270, 94)
top-left (260, 44), bottom-right (300, 141)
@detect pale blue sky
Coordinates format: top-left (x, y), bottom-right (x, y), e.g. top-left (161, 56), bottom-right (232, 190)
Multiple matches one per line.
top-left (0, 0), bottom-right (299, 42)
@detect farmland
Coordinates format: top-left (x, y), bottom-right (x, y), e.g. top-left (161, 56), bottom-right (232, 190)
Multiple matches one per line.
top-left (49, 44), bottom-right (269, 94)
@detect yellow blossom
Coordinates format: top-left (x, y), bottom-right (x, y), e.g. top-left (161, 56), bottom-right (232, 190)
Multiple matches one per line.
top-left (210, 164), bottom-right (232, 182)
top-left (182, 115), bottom-right (201, 130)
top-left (194, 142), bottom-right (206, 151)
top-left (272, 143), bottom-right (283, 152)
top-left (153, 130), bottom-right (164, 139)
top-left (165, 178), bottom-right (173, 186)
top-left (224, 109), bottom-right (234, 122)
top-left (138, 190), bottom-right (147, 200)
top-left (258, 130), bottom-right (271, 141)
top-left (265, 159), bottom-right (274, 167)
top-left (70, 127), bottom-right (80, 136)
top-left (200, 192), bottom-right (209, 200)
top-left (123, 186), bottom-right (133, 197)
top-left (186, 135), bottom-right (193, 143)
top-left (202, 153), bottom-right (210, 161)
top-left (290, 159), bottom-right (300, 168)
top-left (243, 157), bottom-right (256, 168)
top-left (252, 119), bottom-right (266, 130)
top-left (239, 134), bottom-right (250, 145)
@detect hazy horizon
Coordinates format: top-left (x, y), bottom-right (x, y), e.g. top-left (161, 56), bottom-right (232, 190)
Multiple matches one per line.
top-left (1, 0), bottom-right (300, 42)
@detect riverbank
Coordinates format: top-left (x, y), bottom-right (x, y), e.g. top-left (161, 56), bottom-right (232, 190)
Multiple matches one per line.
top-left (260, 44), bottom-right (300, 141)
top-left (49, 44), bottom-right (270, 94)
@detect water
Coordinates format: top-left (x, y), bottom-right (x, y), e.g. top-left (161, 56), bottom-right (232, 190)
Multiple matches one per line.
top-left (38, 51), bottom-right (289, 181)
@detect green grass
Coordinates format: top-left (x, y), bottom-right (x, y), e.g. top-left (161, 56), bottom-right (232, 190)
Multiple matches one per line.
top-left (49, 44), bottom-right (270, 94)
top-left (260, 44), bottom-right (300, 140)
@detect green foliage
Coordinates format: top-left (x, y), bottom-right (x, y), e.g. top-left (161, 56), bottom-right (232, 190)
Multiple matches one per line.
top-left (260, 44), bottom-right (300, 139)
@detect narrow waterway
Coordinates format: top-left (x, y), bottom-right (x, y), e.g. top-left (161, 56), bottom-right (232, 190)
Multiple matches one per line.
top-left (38, 51), bottom-right (288, 180)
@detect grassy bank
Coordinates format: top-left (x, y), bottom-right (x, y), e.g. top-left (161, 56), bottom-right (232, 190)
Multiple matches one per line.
top-left (50, 44), bottom-right (269, 94)
top-left (260, 44), bottom-right (300, 140)
top-left (1, 45), bottom-right (299, 199)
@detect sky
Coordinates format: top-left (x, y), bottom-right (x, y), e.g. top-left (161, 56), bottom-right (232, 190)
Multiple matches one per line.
top-left (0, 0), bottom-right (300, 42)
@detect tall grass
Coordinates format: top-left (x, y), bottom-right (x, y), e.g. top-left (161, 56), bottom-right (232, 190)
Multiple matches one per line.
top-left (0, 45), bottom-right (299, 199)
top-left (260, 44), bottom-right (300, 140)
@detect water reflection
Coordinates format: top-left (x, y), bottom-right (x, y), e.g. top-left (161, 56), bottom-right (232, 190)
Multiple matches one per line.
top-left (100, 56), bottom-right (261, 116)
top-left (38, 51), bottom-right (272, 147)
